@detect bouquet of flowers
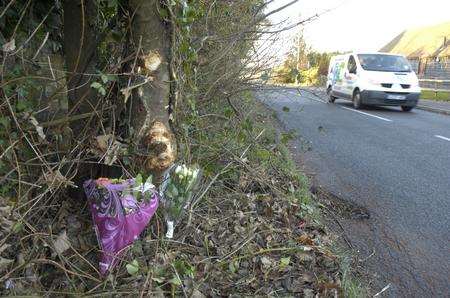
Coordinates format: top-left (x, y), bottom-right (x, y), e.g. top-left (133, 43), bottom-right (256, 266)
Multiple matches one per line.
top-left (161, 164), bottom-right (200, 238)
top-left (83, 176), bottom-right (158, 275)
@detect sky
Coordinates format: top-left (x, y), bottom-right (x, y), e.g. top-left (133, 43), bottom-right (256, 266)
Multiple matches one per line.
top-left (267, 0), bottom-right (450, 56)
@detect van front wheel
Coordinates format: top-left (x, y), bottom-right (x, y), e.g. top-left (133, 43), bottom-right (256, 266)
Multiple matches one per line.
top-left (353, 90), bottom-right (362, 109)
top-left (401, 106), bottom-right (414, 112)
top-left (327, 87), bottom-right (336, 103)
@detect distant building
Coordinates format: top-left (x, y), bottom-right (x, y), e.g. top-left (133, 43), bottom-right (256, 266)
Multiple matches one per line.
top-left (380, 22), bottom-right (450, 59)
top-left (381, 22), bottom-right (450, 90)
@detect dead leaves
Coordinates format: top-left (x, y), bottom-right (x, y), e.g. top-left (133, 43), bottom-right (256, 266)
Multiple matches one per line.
top-left (53, 230), bottom-right (70, 255)
top-left (0, 256), bottom-right (14, 271)
top-left (42, 169), bottom-right (75, 189)
top-left (2, 39), bottom-right (15, 52)
top-left (0, 243), bottom-right (13, 273)
top-left (25, 113), bottom-right (46, 141)
top-left (298, 234), bottom-right (315, 246)
top-left (93, 134), bottom-right (127, 165)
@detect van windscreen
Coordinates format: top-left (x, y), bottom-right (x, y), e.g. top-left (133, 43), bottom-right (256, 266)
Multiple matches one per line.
top-left (357, 54), bottom-right (412, 72)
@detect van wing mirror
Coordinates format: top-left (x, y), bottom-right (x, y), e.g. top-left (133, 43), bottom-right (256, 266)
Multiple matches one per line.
top-left (350, 67), bottom-right (357, 74)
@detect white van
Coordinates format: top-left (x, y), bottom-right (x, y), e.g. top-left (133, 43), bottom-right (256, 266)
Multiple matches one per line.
top-left (326, 52), bottom-right (421, 111)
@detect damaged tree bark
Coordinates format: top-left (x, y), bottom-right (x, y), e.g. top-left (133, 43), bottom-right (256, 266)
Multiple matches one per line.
top-left (128, 0), bottom-right (176, 177)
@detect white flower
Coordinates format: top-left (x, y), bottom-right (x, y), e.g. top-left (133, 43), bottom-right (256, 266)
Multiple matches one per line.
top-left (192, 168), bottom-right (199, 179)
top-left (182, 166), bottom-right (188, 177)
top-left (142, 182), bottom-right (155, 193)
top-left (175, 165), bottom-right (182, 174)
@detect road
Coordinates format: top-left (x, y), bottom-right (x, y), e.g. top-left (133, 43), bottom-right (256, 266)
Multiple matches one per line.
top-left (258, 87), bottom-right (450, 297)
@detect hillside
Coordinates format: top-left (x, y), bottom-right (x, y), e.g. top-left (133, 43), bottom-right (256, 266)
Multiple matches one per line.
top-left (380, 22), bottom-right (450, 58)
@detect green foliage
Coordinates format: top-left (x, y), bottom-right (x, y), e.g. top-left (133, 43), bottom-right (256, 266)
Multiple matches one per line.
top-left (271, 32), bottom-right (336, 86)
top-left (421, 89), bottom-right (450, 101)
top-left (307, 51), bottom-right (332, 76)
top-left (299, 66), bottom-right (319, 86)
top-left (279, 256), bottom-right (291, 270)
top-left (272, 53), bottom-right (298, 84)
top-left (126, 259), bottom-right (140, 275)
top-left (173, 258), bottom-right (195, 279)
top-left (0, 0), bottom-right (62, 50)
top-left (90, 73), bottom-right (117, 96)
top-left (164, 165), bottom-right (200, 218)
top-left (90, 82), bottom-right (107, 96)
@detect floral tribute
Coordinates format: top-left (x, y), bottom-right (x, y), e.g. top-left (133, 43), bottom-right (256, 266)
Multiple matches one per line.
top-left (83, 176), bottom-right (158, 275)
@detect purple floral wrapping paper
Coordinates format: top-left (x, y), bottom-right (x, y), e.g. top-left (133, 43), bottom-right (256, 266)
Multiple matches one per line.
top-left (83, 178), bottom-right (159, 275)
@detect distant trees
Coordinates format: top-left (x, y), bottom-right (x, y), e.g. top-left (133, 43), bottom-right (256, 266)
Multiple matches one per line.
top-left (271, 29), bottom-right (337, 86)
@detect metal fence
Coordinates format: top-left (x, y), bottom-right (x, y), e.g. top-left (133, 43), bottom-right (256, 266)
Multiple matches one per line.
top-left (409, 56), bottom-right (450, 90)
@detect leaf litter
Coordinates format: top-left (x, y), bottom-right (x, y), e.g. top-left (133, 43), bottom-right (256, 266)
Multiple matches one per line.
top-left (0, 99), bottom-right (345, 297)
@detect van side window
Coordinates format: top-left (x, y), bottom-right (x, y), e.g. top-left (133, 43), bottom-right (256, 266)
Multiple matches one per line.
top-left (348, 55), bottom-right (357, 73)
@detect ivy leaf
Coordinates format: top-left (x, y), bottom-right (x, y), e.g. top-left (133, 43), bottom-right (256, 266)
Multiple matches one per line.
top-left (91, 82), bottom-right (106, 96)
top-left (279, 257), bottom-right (290, 270)
top-left (145, 175), bottom-right (153, 185)
top-left (101, 74), bottom-right (109, 84)
top-left (135, 173), bottom-right (143, 187)
top-left (90, 82), bottom-right (102, 89)
top-left (126, 259), bottom-right (139, 275)
top-left (168, 274), bottom-right (182, 286)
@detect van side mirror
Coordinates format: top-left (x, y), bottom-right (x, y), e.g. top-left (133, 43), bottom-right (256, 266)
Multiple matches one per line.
top-left (350, 67), bottom-right (357, 74)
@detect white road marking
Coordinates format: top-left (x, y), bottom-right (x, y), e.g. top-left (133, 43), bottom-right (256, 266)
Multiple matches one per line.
top-left (435, 135), bottom-right (450, 142)
top-left (341, 106), bottom-right (393, 122)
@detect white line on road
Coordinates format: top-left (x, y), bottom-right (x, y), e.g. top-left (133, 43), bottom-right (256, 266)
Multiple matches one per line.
top-left (341, 106), bottom-right (393, 122)
top-left (435, 135), bottom-right (450, 142)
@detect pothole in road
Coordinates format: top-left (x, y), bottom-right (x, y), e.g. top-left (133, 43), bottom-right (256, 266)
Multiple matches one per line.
top-left (310, 184), bottom-right (371, 220)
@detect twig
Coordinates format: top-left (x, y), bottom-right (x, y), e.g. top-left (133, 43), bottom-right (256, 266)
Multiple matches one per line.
top-left (13, 4), bottom-right (55, 54)
top-left (328, 210), bottom-right (354, 250)
top-left (0, 0), bottom-right (16, 19)
top-left (24, 106), bottom-right (113, 130)
top-left (32, 32), bottom-right (50, 60)
top-left (373, 283), bottom-right (391, 297)
top-left (217, 235), bottom-right (255, 263)
top-left (170, 263), bottom-right (188, 298)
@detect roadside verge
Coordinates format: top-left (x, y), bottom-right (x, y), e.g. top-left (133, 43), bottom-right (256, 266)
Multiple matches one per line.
top-left (416, 99), bottom-right (450, 115)
top-left (254, 92), bottom-right (367, 296)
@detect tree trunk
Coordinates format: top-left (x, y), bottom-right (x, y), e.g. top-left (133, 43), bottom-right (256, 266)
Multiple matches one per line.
top-left (63, 0), bottom-right (98, 136)
top-left (128, 0), bottom-right (176, 178)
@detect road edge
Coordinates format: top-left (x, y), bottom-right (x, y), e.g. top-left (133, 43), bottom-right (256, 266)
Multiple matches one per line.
top-left (416, 104), bottom-right (450, 116)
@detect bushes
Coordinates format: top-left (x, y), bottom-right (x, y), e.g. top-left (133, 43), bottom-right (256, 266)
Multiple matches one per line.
top-left (271, 49), bottom-right (333, 86)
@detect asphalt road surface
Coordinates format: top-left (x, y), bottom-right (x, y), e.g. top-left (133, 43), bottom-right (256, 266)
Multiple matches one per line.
top-left (258, 87), bottom-right (450, 297)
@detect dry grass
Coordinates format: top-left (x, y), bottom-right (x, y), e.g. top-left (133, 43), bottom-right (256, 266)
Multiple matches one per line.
top-left (0, 90), bottom-right (350, 296)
